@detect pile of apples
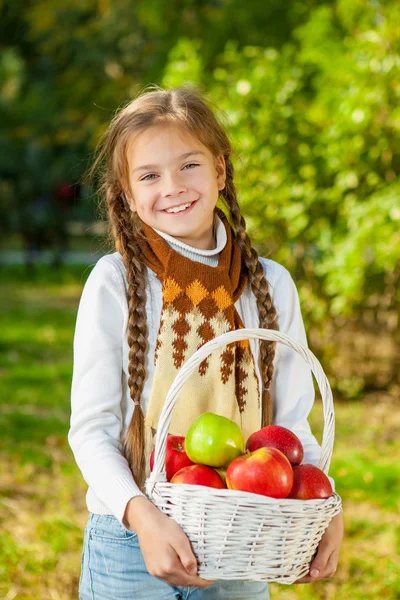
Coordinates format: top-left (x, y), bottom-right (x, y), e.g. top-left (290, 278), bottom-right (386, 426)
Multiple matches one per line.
top-left (150, 412), bottom-right (333, 500)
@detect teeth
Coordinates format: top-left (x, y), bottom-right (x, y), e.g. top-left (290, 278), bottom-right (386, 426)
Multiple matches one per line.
top-left (165, 202), bottom-right (193, 214)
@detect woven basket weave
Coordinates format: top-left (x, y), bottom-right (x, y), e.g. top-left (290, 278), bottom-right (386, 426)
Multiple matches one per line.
top-left (145, 328), bottom-right (342, 584)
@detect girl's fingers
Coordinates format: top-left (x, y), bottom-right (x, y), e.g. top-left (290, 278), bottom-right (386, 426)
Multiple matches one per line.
top-left (173, 538), bottom-right (198, 576)
top-left (169, 536), bottom-right (214, 588)
top-left (309, 521), bottom-right (342, 578)
top-left (160, 560), bottom-right (212, 588)
top-left (294, 548), bottom-right (340, 583)
top-left (308, 544), bottom-right (333, 578)
top-left (165, 561), bottom-right (214, 588)
top-left (295, 512), bottom-right (343, 583)
top-left (185, 573), bottom-right (215, 588)
top-left (294, 540), bottom-right (332, 582)
top-left (318, 548), bottom-right (340, 579)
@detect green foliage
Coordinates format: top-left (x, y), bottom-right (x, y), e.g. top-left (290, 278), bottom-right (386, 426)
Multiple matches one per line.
top-left (160, 0), bottom-right (400, 351)
top-left (0, 0), bottom-right (327, 189)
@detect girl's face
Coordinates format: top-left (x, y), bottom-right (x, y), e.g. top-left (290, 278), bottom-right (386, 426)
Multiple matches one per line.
top-left (126, 125), bottom-right (226, 250)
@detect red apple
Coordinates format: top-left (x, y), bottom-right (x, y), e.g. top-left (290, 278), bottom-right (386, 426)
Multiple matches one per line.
top-left (171, 464), bottom-right (226, 488)
top-left (226, 447), bottom-right (294, 498)
top-left (150, 435), bottom-right (195, 482)
top-left (288, 464), bottom-right (333, 500)
top-left (246, 425), bottom-right (304, 466)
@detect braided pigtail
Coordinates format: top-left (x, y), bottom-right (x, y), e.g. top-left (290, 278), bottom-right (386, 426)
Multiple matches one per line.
top-left (107, 187), bottom-right (148, 489)
top-left (220, 156), bottom-right (278, 426)
top-left (88, 85), bottom-right (280, 488)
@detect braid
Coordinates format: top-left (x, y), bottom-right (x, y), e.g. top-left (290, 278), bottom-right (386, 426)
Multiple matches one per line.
top-left (220, 156), bottom-right (278, 426)
top-left (88, 85), bottom-right (282, 489)
top-left (107, 188), bottom-right (148, 489)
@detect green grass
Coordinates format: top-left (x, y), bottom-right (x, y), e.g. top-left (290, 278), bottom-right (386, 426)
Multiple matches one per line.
top-left (1, 264), bottom-right (399, 599)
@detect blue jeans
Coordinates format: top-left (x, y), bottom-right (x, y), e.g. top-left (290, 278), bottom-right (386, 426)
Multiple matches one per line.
top-left (79, 513), bottom-right (269, 599)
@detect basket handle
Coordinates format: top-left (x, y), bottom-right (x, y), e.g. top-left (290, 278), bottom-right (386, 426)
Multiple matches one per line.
top-left (148, 328), bottom-right (335, 487)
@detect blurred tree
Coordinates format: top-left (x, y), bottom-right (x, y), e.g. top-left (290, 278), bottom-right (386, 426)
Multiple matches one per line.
top-left (0, 0), bottom-right (335, 239)
top-left (162, 0), bottom-right (400, 394)
top-left (0, 0), bottom-right (335, 223)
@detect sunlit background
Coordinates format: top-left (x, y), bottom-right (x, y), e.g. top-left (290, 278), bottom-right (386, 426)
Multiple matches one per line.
top-left (0, 1), bottom-right (399, 598)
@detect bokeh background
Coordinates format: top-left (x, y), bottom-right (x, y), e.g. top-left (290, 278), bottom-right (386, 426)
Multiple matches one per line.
top-left (1, 1), bottom-right (399, 598)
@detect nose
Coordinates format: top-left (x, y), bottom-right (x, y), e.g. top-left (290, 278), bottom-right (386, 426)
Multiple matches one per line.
top-left (162, 171), bottom-right (188, 198)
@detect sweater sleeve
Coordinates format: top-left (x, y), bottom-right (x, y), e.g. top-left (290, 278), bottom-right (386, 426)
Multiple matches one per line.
top-left (264, 260), bottom-right (334, 485)
top-left (68, 257), bottom-right (144, 527)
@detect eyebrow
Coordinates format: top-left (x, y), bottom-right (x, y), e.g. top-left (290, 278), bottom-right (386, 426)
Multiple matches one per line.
top-left (132, 151), bottom-right (205, 173)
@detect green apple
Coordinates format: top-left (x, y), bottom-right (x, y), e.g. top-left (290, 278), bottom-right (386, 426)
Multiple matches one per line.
top-left (213, 468), bottom-right (227, 484)
top-left (185, 412), bottom-right (244, 468)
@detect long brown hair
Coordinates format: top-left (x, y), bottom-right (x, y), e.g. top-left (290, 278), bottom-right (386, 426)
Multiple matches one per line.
top-left (89, 85), bottom-right (277, 489)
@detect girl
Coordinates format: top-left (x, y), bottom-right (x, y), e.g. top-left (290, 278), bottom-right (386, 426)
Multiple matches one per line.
top-left (69, 86), bottom-right (343, 599)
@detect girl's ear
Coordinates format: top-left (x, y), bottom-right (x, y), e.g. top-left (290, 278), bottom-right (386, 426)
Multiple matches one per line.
top-left (216, 155), bottom-right (226, 191)
top-left (124, 190), bottom-right (136, 213)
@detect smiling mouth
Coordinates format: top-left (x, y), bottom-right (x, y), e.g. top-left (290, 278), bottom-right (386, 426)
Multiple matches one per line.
top-left (162, 200), bottom-right (197, 214)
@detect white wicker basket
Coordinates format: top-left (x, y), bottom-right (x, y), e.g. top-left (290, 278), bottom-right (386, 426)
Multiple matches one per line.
top-left (145, 328), bottom-right (342, 584)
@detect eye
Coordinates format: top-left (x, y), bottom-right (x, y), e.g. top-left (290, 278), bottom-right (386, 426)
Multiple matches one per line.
top-left (183, 163), bottom-right (199, 170)
top-left (140, 173), bottom-right (158, 181)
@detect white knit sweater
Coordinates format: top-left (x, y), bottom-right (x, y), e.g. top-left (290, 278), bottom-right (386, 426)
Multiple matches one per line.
top-left (68, 218), bottom-right (326, 529)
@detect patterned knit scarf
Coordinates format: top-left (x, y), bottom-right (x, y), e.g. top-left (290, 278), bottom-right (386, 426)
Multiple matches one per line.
top-left (138, 213), bottom-right (260, 462)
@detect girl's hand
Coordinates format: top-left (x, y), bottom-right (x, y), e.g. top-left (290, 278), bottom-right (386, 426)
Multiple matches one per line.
top-left (294, 511), bottom-right (344, 583)
top-left (125, 496), bottom-right (213, 589)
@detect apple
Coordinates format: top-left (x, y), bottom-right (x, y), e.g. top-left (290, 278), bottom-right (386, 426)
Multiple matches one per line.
top-left (185, 412), bottom-right (244, 468)
top-left (246, 425), bottom-right (304, 466)
top-left (226, 447), bottom-right (294, 498)
top-left (213, 468), bottom-right (227, 484)
top-left (171, 464), bottom-right (226, 488)
top-left (149, 435), bottom-right (194, 482)
top-left (288, 464), bottom-right (333, 500)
